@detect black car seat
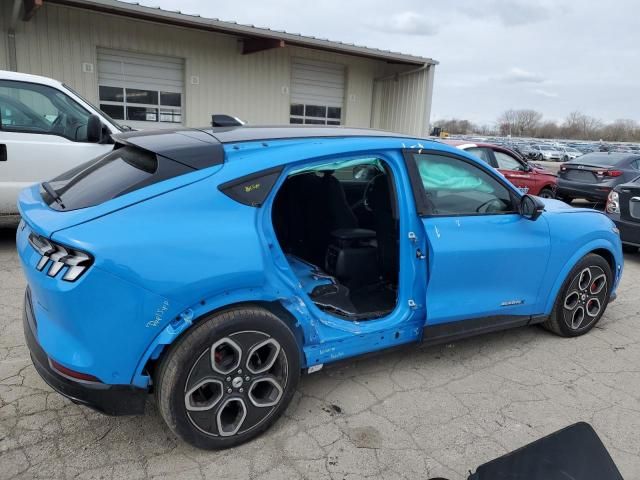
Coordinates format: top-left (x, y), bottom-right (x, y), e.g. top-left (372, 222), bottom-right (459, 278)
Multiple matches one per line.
top-left (273, 172), bottom-right (359, 267)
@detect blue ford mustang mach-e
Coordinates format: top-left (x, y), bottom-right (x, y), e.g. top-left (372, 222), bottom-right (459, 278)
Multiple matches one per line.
top-left (17, 126), bottom-right (623, 449)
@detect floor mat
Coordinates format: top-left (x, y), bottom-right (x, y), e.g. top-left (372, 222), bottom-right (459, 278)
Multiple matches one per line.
top-left (350, 282), bottom-right (397, 315)
top-left (310, 282), bottom-right (396, 320)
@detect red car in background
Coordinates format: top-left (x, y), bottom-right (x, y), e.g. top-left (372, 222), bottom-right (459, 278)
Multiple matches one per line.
top-left (443, 140), bottom-right (558, 198)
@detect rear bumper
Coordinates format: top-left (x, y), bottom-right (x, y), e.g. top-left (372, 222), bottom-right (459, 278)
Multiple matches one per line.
top-left (608, 214), bottom-right (640, 246)
top-left (23, 288), bottom-right (147, 416)
top-left (557, 180), bottom-right (611, 201)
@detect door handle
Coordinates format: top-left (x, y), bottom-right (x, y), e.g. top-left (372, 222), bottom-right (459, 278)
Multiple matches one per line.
top-left (631, 197), bottom-right (640, 202)
top-left (0, 144), bottom-right (6, 161)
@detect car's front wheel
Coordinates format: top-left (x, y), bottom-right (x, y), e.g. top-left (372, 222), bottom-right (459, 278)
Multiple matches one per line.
top-left (156, 306), bottom-right (300, 449)
top-left (543, 254), bottom-right (612, 337)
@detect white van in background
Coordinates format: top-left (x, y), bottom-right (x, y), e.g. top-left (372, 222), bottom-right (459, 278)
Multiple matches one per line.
top-left (0, 71), bottom-right (123, 218)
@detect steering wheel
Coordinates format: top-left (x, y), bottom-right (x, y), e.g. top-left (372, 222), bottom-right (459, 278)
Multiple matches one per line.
top-left (362, 174), bottom-right (383, 212)
top-left (476, 198), bottom-right (505, 213)
top-left (50, 113), bottom-right (67, 135)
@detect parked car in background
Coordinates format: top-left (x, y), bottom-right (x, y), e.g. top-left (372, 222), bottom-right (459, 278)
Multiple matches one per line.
top-left (17, 126), bottom-right (622, 449)
top-left (0, 71), bottom-right (123, 218)
top-left (559, 146), bottom-right (583, 161)
top-left (532, 144), bottom-right (564, 161)
top-left (606, 176), bottom-right (640, 253)
top-left (445, 140), bottom-right (558, 197)
top-left (557, 152), bottom-right (640, 202)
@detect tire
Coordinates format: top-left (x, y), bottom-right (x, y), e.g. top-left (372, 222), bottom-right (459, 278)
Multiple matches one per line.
top-left (155, 306), bottom-right (301, 449)
top-left (538, 187), bottom-right (555, 199)
top-left (543, 254), bottom-right (612, 337)
top-left (558, 195), bottom-right (573, 204)
top-left (622, 244), bottom-right (638, 254)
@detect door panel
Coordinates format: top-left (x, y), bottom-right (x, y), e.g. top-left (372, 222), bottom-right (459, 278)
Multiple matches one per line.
top-left (493, 150), bottom-right (537, 194)
top-left (422, 214), bottom-right (550, 324)
top-left (403, 149), bottom-right (552, 327)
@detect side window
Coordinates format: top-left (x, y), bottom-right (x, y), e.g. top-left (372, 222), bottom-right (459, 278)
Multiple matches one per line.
top-left (0, 80), bottom-right (91, 141)
top-left (632, 159), bottom-right (640, 170)
top-left (465, 147), bottom-right (495, 167)
top-left (410, 152), bottom-right (515, 216)
top-left (494, 151), bottom-right (525, 171)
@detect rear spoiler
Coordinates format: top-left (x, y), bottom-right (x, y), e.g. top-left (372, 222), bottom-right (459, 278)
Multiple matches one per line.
top-left (112, 129), bottom-right (225, 170)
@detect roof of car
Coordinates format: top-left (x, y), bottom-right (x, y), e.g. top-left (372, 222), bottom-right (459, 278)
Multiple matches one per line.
top-left (112, 126), bottom-right (423, 170)
top-left (577, 152), bottom-right (640, 161)
top-left (202, 125), bottom-right (415, 143)
top-left (0, 70), bottom-right (65, 88)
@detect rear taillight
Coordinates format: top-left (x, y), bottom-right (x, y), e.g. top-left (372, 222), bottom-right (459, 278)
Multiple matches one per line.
top-left (606, 191), bottom-right (620, 214)
top-left (28, 232), bottom-right (93, 281)
top-left (49, 358), bottom-right (102, 383)
top-left (597, 169), bottom-right (623, 177)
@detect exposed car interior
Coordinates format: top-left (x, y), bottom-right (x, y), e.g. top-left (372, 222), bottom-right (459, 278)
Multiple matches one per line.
top-left (272, 158), bottom-right (399, 320)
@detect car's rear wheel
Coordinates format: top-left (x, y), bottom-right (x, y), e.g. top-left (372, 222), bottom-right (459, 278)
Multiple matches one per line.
top-left (543, 254), bottom-right (612, 337)
top-left (538, 187), bottom-right (555, 199)
top-left (155, 306), bottom-right (300, 449)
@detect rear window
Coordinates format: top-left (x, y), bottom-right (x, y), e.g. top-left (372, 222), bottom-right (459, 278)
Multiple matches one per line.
top-left (42, 145), bottom-right (192, 211)
top-left (572, 153), bottom-right (629, 166)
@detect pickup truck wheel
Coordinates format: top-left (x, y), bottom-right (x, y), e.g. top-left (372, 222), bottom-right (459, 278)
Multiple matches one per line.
top-left (543, 254), bottom-right (612, 337)
top-left (155, 306), bottom-right (300, 449)
top-left (538, 187), bottom-right (555, 199)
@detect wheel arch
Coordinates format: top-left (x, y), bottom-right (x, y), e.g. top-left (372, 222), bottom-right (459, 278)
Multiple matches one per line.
top-left (543, 241), bottom-right (620, 314)
top-left (134, 297), bottom-right (307, 389)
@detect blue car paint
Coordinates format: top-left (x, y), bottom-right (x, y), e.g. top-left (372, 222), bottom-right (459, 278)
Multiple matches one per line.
top-left (16, 135), bottom-right (624, 391)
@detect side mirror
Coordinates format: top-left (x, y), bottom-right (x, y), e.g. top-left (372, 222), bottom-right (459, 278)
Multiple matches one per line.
top-left (519, 194), bottom-right (545, 220)
top-left (87, 114), bottom-right (103, 143)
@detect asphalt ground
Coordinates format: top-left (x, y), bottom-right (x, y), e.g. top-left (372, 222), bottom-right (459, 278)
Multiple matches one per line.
top-left (1, 225), bottom-right (639, 479)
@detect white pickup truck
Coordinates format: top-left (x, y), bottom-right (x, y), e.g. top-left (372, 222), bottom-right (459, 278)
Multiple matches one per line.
top-left (0, 71), bottom-right (122, 218)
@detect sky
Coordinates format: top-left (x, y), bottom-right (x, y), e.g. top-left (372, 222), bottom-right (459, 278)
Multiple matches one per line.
top-left (127, 0), bottom-right (640, 126)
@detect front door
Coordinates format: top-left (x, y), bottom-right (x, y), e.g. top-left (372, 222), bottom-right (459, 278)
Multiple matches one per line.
top-left (404, 149), bottom-right (551, 326)
top-left (493, 149), bottom-right (537, 195)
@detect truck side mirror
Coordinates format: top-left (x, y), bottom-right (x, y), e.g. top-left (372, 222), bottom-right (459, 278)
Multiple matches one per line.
top-left (87, 114), bottom-right (103, 143)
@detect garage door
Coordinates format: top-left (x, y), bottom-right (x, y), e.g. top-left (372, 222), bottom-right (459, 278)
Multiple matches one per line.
top-left (290, 58), bottom-right (344, 125)
top-left (97, 48), bottom-right (184, 128)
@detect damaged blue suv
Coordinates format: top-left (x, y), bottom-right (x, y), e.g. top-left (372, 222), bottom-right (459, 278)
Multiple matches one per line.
top-left (17, 126), bottom-right (623, 449)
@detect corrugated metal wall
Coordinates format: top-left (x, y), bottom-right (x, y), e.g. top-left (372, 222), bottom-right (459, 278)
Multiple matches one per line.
top-left (0, 2), bottom-right (432, 134)
top-left (371, 64), bottom-right (435, 136)
top-left (0, 3), bottom-right (11, 69)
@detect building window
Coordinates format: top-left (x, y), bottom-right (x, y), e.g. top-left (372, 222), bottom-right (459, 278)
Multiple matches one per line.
top-left (290, 104), bottom-right (341, 125)
top-left (99, 86), bottom-right (182, 124)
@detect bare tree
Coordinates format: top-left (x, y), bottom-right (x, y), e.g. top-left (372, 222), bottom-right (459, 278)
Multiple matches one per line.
top-left (561, 111), bottom-right (603, 140)
top-left (433, 118), bottom-right (479, 135)
top-left (497, 109), bottom-right (542, 136)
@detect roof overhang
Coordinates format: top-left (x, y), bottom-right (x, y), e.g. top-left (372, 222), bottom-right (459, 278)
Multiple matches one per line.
top-left (44, 0), bottom-right (438, 66)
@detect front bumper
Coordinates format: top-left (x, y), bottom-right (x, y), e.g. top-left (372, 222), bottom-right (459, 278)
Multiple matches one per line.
top-left (23, 288), bottom-right (147, 416)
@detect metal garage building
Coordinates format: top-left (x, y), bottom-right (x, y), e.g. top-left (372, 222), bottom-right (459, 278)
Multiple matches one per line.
top-left (0, 0), bottom-right (437, 135)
